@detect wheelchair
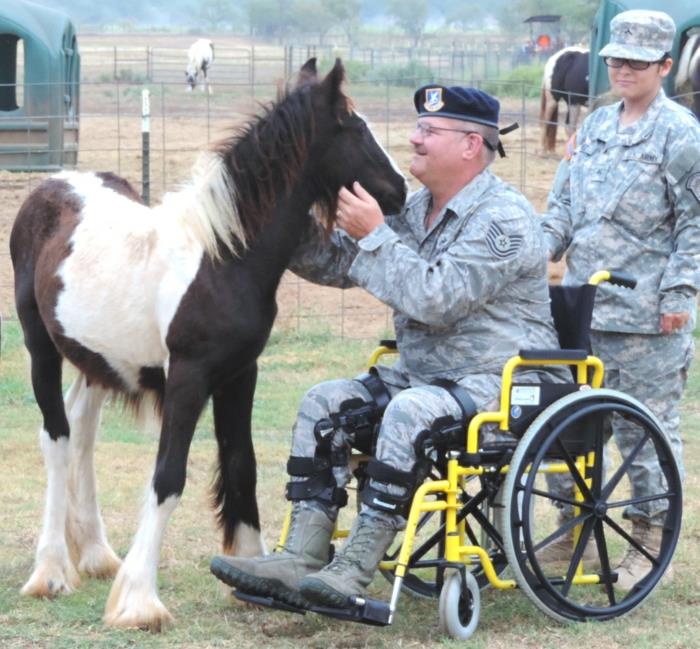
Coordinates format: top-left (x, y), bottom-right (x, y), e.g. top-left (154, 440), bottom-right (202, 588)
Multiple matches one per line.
top-left (233, 271), bottom-right (683, 640)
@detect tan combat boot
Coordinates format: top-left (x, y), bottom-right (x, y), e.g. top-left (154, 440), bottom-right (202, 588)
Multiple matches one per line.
top-left (299, 513), bottom-right (396, 609)
top-left (210, 505), bottom-right (334, 608)
top-left (536, 514), bottom-right (598, 566)
top-left (615, 520), bottom-right (671, 591)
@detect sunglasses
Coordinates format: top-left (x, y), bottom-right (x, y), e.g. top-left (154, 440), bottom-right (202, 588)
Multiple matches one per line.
top-left (603, 56), bottom-right (665, 71)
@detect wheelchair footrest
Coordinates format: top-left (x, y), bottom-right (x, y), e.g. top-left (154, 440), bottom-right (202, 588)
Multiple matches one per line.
top-left (232, 589), bottom-right (307, 615)
top-left (310, 597), bottom-right (392, 626)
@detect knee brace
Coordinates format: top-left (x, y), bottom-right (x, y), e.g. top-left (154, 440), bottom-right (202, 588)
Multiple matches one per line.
top-left (285, 456), bottom-right (348, 508)
top-left (361, 458), bottom-right (429, 518)
top-left (313, 371), bottom-right (391, 456)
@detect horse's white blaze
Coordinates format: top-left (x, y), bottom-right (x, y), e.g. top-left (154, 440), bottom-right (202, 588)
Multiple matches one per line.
top-left (64, 375), bottom-right (121, 577)
top-left (54, 171), bottom-right (205, 391)
top-left (104, 489), bottom-right (179, 628)
top-left (228, 522), bottom-right (266, 557)
top-left (22, 431), bottom-right (80, 596)
top-left (357, 112), bottom-right (409, 196)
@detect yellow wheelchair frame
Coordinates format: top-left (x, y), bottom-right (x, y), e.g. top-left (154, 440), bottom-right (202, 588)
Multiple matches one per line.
top-left (261, 271), bottom-right (683, 639)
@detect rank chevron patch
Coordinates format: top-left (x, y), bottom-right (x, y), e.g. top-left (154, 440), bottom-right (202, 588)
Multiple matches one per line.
top-left (485, 222), bottom-right (523, 259)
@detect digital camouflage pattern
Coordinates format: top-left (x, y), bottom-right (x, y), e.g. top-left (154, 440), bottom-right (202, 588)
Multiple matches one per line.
top-left (543, 90), bottom-right (700, 334)
top-left (599, 10), bottom-right (675, 62)
top-left (293, 169), bottom-right (562, 380)
top-left (550, 331), bottom-right (692, 523)
top-left (289, 169), bottom-right (566, 525)
top-left (542, 87), bottom-right (700, 524)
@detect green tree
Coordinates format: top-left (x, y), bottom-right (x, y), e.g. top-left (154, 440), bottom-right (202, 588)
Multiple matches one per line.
top-left (385, 0), bottom-right (429, 47)
top-left (324, 0), bottom-right (362, 46)
top-left (198, 0), bottom-right (239, 31)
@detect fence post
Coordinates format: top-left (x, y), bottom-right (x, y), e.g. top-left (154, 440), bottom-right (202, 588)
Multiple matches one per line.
top-left (141, 88), bottom-right (150, 206)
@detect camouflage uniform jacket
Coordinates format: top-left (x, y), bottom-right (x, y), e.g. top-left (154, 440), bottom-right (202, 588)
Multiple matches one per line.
top-left (290, 169), bottom-right (561, 383)
top-left (542, 90), bottom-right (700, 334)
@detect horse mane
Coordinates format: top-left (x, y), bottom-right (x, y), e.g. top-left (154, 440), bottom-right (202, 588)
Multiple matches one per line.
top-left (175, 80), bottom-right (349, 259)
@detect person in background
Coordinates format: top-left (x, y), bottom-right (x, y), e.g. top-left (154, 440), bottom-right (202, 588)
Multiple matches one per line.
top-left (541, 9), bottom-right (700, 589)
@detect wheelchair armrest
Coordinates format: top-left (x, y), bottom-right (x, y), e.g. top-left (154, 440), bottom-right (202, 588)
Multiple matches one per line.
top-left (379, 339), bottom-right (397, 350)
top-left (518, 348), bottom-right (588, 361)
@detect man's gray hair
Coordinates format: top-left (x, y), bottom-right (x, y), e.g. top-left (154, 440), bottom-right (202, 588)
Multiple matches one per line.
top-left (464, 121), bottom-right (499, 165)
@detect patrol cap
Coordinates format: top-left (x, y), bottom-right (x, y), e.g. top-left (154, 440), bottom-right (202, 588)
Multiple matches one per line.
top-left (414, 85), bottom-right (500, 128)
top-left (598, 10), bottom-right (675, 62)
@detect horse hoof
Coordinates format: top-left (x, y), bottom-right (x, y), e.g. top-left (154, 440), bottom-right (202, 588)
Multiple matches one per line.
top-left (103, 601), bottom-right (174, 632)
top-left (21, 560), bottom-right (80, 598)
top-left (78, 544), bottom-right (122, 578)
top-left (105, 568), bottom-right (174, 632)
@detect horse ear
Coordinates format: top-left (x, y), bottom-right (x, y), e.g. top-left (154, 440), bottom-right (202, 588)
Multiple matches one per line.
top-left (321, 58), bottom-right (347, 116)
top-left (297, 58), bottom-right (318, 86)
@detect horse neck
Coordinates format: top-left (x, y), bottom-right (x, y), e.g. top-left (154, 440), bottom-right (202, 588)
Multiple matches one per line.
top-left (219, 184), bottom-right (317, 295)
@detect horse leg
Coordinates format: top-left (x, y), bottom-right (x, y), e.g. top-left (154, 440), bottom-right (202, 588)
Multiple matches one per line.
top-left (104, 359), bottom-right (209, 631)
top-left (565, 103), bottom-right (582, 137)
top-left (64, 374), bottom-right (121, 578)
top-left (19, 306), bottom-right (79, 598)
top-left (212, 363), bottom-right (265, 557)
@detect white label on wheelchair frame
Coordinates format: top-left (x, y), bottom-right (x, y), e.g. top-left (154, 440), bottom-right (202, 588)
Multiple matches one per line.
top-left (511, 385), bottom-right (541, 406)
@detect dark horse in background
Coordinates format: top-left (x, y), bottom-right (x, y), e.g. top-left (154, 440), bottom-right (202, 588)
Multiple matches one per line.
top-left (10, 58), bottom-right (406, 631)
top-left (675, 32), bottom-right (700, 120)
top-left (540, 46), bottom-right (589, 152)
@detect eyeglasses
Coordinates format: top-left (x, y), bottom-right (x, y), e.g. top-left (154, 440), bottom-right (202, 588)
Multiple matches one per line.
top-left (603, 56), bottom-right (665, 70)
top-left (414, 122), bottom-right (476, 138)
top-left (415, 122), bottom-right (498, 152)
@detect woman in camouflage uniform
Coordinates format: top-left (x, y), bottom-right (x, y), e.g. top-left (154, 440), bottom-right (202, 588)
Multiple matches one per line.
top-left (542, 10), bottom-right (700, 589)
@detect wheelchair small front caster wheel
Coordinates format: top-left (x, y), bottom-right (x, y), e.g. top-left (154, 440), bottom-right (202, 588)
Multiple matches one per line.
top-left (438, 569), bottom-right (480, 639)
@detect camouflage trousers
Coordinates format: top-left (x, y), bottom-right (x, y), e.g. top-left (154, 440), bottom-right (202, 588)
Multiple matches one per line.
top-left (548, 330), bottom-right (693, 523)
top-left (290, 364), bottom-right (550, 529)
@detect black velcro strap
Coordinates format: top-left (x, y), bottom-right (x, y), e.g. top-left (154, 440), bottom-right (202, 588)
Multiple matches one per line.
top-left (355, 370), bottom-right (391, 412)
top-left (287, 455), bottom-right (330, 476)
top-left (366, 458), bottom-right (416, 489)
top-left (362, 485), bottom-right (411, 517)
top-left (430, 379), bottom-right (478, 423)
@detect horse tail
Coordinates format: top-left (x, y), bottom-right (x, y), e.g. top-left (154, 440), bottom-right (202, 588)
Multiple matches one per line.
top-left (10, 183), bottom-right (71, 444)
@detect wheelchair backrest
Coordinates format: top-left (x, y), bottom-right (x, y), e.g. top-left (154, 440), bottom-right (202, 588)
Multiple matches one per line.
top-left (549, 284), bottom-right (597, 353)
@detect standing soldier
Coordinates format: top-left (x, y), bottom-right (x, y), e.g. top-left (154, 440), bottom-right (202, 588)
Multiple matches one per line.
top-left (541, 10), bottom-right (700, 588)
top-left (210, 85), bottom-right (567, 609)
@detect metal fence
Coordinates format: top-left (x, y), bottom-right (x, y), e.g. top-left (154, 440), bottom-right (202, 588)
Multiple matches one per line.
top-left (1, 70), bottom-right (568, 341)
top-left (75, 42), bottom-right (527, 88)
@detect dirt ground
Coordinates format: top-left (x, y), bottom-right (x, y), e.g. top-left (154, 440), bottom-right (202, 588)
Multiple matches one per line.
top-left (0, 34), bottom-right (570, 338)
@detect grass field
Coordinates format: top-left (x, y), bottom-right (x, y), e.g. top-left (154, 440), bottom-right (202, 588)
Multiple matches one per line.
top-left (1, 319), bottom-right (699, 649)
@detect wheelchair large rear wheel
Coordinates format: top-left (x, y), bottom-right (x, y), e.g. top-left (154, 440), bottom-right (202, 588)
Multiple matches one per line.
top-left (501, 389), bottom-right (682, 623)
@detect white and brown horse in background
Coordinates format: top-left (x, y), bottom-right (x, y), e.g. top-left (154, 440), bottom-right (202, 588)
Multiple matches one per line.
top-left (10, 58), bottom-right (407, 631)
top-left (186, 38), bottom-right (215, 93)
top-left (540, 46), bottom-right (589, 152)
top-left (675, 32), bottom-right (700, 120)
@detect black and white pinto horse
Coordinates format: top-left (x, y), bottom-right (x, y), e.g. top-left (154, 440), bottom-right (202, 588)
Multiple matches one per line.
top-left (675, 32), bottom-right (700, 120)
top-left (186, 38), bottom-right (214, 93)
top-left (540, 46), bottom-right (589, 152)
top-left (10, 58), bottom-right (406, 631)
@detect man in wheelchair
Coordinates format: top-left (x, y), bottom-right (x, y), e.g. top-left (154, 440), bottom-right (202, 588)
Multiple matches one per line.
top-left (211, 86), bottom-right (569, 610)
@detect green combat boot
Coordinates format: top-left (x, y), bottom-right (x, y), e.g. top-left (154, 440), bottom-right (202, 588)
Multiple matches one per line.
top-left (210, 505), bottom-right (334, 608)
top-left (299, 513), bottom-right (396, 609)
